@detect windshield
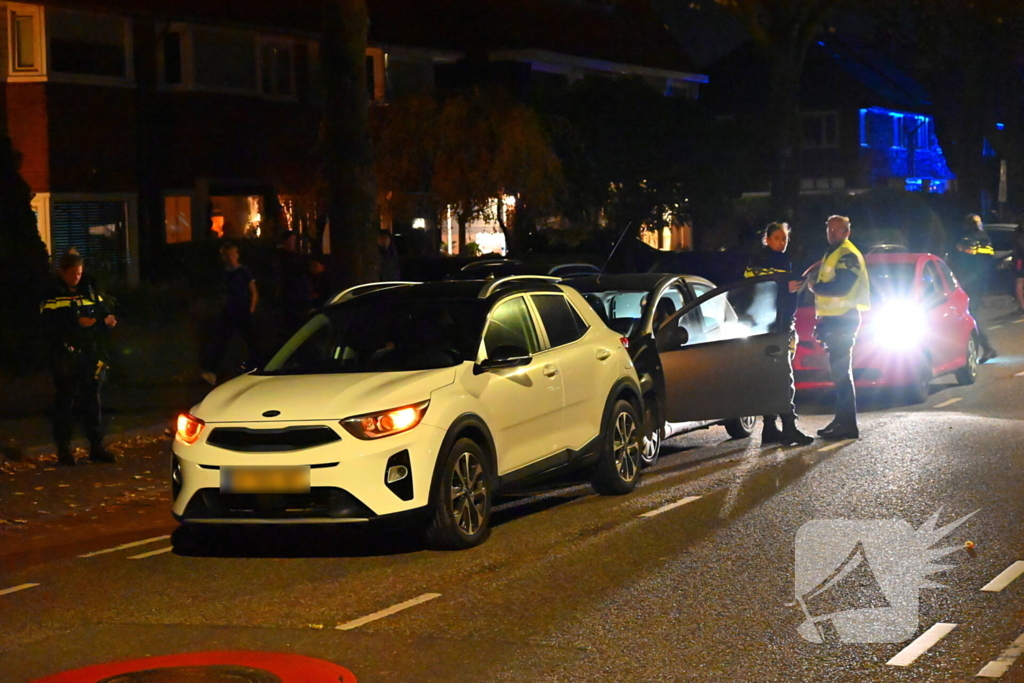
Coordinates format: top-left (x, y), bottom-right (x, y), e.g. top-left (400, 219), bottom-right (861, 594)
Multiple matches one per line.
top-left (798, 263), bottom-right (916, 306)
top-left (260, 300), bottom-right (487, 375)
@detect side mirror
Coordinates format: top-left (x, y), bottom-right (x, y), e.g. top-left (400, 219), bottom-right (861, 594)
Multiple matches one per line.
top-left (655, 324), bottom-right (689, 351)
top-left (475, 344), bottom-right (531, 373)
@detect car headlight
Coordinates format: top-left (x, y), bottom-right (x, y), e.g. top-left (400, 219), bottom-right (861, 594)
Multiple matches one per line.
top-left (340, 401), bottom-right (429, 440)
top-left (871, 301), bottom-right (927, 350)
top-left (176, 413), bottom-right (205, 444)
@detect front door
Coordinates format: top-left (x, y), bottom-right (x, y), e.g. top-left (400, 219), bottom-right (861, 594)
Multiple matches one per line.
top-left (655, 276), bottom-right (792, 422)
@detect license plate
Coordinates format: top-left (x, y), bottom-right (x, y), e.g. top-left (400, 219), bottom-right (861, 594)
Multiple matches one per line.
top-left (221, 467), bottom-right (310, 494)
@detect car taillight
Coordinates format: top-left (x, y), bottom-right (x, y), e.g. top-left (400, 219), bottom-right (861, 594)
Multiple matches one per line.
top-left (176, 413), bottom-right (205, 444)
top-left (619, 336), bottom-right (629, 350)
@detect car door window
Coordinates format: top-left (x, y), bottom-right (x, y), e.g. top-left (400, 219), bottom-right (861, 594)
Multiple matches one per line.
top-left (659, 279), bottom-right (779, 349)
top-left (484, 297), bottom-right (540, 356)
top-left (531, 294), bottom-right (589, 348)
top-left (921, 262), bottom-right (946, 306)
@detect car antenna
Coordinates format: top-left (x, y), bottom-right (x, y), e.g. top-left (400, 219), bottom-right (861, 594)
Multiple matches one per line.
top-left (597, 222), bottom-right (633, 284)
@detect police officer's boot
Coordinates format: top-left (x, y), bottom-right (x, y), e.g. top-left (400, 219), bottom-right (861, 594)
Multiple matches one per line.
top-left (761, 416), bottom-right (783, 444)
top-left (780, 413), bottom-right (814, 446)
top-left (56, 446), bottom-right (76, 467)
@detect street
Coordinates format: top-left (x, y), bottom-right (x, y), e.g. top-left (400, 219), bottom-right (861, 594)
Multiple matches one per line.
top-left (2, 299), bottom-right (1024, 683)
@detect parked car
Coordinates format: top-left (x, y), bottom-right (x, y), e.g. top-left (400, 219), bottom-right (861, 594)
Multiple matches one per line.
top-left (794, 252), bottom-right (980, 403)
top-left (548, 263), bottom-right (601, 278)
top-left (172, 277), bottom-right (643, 549)
top-left (982, 223), bottom-right (1020, 294)
top-left (566, 273), bottom-right (794, 466)
top-left (445, 258), bottom-right (532, 280)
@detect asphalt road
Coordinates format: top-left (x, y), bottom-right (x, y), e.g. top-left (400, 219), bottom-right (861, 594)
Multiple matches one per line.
top-left (2, 298), bottom-right (1024, 683)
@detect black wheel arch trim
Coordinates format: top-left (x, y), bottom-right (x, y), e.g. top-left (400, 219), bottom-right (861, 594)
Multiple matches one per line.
top-left (428, 413), bottom-right (498, 508)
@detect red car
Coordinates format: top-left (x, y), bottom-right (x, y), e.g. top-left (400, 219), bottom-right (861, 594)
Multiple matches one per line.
top-left (793, 252), bottom-right (980, 403)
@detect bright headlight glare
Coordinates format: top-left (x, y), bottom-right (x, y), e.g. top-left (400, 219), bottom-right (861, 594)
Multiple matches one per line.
top-left (176, 413), bottom-right (205, 444)
top-left (871, 301), bottom-right (926, 349)
top-left (341, 401), bottom-right (429, 440)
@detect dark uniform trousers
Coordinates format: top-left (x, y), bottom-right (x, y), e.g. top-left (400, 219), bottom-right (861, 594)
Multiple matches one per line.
top-left (815, 310), bottom-right (861, 431)
top-left (52, 352), bottom-right (105, 450)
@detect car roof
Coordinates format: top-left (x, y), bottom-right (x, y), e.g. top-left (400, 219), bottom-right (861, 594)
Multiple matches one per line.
top-left (564, 273), bottom-right (683, 292)
top-left (328, 279), bottom-right (563, 308)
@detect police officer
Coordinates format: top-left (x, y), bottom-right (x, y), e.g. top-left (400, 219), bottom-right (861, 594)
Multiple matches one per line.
top-left (953, 214), bottom-right (997, 362)
top-left (40, 252), bottom-right (118, 466)
top-left (807, 215), bottom-right (870, 441)
top-left (744, 222), bottom-right (813, 446)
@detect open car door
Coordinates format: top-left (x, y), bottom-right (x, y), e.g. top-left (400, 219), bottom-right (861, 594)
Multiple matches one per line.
top-left (655, 275), bottom-right (793, 422)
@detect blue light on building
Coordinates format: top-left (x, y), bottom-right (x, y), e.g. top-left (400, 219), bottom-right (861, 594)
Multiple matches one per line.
top-left (996, 122), bottom-right (1005, 130)
top-left (859, 107), bottom-right (955, 192)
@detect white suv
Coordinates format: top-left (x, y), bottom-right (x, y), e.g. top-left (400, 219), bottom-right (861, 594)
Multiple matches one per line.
top-left (172, 277), bottom-right (643, 548)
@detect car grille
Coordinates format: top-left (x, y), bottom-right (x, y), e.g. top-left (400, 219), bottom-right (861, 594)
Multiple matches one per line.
top-left (206, 426), bottom-right (341, 452)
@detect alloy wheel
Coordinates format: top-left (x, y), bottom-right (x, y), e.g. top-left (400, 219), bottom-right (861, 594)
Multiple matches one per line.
top-left (613, 411), bottom-right (640, 483)
top-left (450, 451), bottom-right (487, 536)
top-left (966, 338), bottom-right (978, 380)
top-left (739, 415), bottom-right (757, 433)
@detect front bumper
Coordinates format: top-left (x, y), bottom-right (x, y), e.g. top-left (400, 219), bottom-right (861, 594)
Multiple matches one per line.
top-left (171, 421), bottom-right (445, 523)
top-left (794, 341), bottom-right (928, 391)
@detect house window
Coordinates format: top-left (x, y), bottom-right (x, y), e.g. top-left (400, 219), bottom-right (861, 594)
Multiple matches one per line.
top-left (802, 112), bottom-right (838, 149)
top-left (193, 27), bottom-right (256, 92)
top-left (164, 196), bottom-right (192, 243)
top-left (50, 200), bottom-right (131, 283)
top-left (47, 8), bottom-right (129, 79)
top-left (8, 3), bottom-right (45, 76)
top-left (259, 40), bottom-right (294, 97)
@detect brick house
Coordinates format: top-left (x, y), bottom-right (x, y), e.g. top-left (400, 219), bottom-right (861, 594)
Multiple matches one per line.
top-left (2, 0), bottom-right (705, 282)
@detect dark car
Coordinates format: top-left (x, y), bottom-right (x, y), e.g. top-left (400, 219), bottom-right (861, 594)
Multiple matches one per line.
top-left (445, 258), bottom-right (533, 281)
top-left (566, 273), bottom-right (794, 466)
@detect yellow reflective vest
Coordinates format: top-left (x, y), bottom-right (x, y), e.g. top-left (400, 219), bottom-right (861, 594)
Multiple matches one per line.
top-left (815, 239), bottom-right (870, 317)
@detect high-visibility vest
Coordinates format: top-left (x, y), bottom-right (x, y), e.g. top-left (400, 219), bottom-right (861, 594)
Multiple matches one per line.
top-left (815, 240), bottom-right (870, 317)
top-left (959, 234), bottom-right (995, 256)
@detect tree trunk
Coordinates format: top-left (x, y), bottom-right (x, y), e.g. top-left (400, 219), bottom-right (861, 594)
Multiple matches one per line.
top-left (321, 0), bottom-right (377, 287)
top-left (766, 51), bottom-right (804, 222)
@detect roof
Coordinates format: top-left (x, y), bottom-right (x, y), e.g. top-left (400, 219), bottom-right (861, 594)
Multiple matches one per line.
top-left (44, 0), bottom-right (695, 74)
top-left (564, 273), bottom-right (681, 293)
top-left (330, 278), bottom-right (563, 307)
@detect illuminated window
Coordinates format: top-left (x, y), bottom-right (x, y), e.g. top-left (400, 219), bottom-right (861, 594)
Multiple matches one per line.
top-left (8, 4), bottom-right (45, 76)
top-left (164, 196), bottom-right (192, 243)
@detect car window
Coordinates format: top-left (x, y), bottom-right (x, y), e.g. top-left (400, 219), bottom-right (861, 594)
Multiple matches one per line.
top-left (484, 297), bottom-right (540, 356)
top-left (660, 279), bottom-right (779, 349)
top-left (935, 259), bottom-right (959, 290)
top-left (531, 294), bottom-right (588, 347)
top-left (921, 262), bottom-right (945, 303)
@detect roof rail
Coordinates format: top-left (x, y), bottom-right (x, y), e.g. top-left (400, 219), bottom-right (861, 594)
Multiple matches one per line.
top-left (328, 281), bottom-right (422, 305)
top-left (477, 275), bottom-right (561, 299)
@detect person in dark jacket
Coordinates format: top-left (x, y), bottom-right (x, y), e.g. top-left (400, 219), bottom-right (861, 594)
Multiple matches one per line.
top-left (953, 214), bottom-right (997, 361)
top-left (40, 252), bottom-right (118, 466)
top-left (202, 242), bottom-right (259, 385)
top-left (378, 229), bottom-right (401, 281)
top-left (744, 222), bottom-right (814, 446)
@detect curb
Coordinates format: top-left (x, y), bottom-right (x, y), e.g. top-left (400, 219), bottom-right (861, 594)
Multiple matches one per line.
top-left (4, 421), bottom-right (173, 465)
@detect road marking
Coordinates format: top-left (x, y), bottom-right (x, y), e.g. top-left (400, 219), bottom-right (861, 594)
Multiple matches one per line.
top-left (127, 546), bottom-right (174, 560)
top-left (934, 398), bottom-right (963, 408)
top-left (639, 495), bottom-right (703, 518)
top-left (886, 622), bottom-right (958, 667)
top-left (817, 439), bottom-right (856, 452)
top-left (0, 583), bottom-right (40, 597)
top-left (981, 561), bottom-right (1024, 593)
top-left (1015, 371), bottom-right (1024, 378)
top-left (989, 325), bottom-right (1003, 330)
top-left (79, 535), bottom-right (171, 558)
top-left (1014, 319), bottom-right (1024, 324)
top-left (336, 593), bottom-right (441, 631)
top-left (977, 631), bottom-right (1024, 678)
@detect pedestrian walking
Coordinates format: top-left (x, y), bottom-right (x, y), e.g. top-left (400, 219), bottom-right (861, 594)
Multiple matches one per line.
top-left (1012, 219), bottom-right (1024, 313)
top-left (39, 252), bottom-right (118, 466)
top-left (378, 229), bottom-right (401, 281)
top-left (952, 214), bottom-right (997, 361)
top-left (807, 216), bottom-right (870, 441)
top-left (744, 222), bottom-right (813, 446)
top-left (202, 242), bottom-right (259, 386)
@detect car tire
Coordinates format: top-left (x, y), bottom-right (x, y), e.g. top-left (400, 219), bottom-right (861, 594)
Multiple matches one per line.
top-left (905, 359), bottom-right (932, 404)
top-left (724, 415), bottom-right (756, 439)
top-left (424, 438), bottom-right (492, 550)
top-left (954, 336), bottom-right (979, 386)
top-left (640, 399), bottom-right (662, 468)
top-left (591, 399), bottom-right (642, 495)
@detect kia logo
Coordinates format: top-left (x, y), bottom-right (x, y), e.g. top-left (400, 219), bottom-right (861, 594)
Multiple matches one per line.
top-left (262, 410), bottom-right (281, 418)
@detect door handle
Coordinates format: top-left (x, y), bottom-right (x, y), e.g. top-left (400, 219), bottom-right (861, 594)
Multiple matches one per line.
top-left (765, 345), bottom-right (784, 357)
top-left (595, 348), bottom-right (611, 361)
top-left (543, 364), bottom-right (559, 378)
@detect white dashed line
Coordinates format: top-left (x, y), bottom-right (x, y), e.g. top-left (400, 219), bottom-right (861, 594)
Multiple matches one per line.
top-left (977, 631), bottom-right (1024, 678)
top-left (0, 583), bottom-right (40, 597)
top-left (981, 561), bottom-right (1024, 593)
top-left (336, 593), bottom-right (441, 631)
top-left (127, 546), bottom-right (174, 560)
top-left (1015, 371), bottom-right (1024, 378)
top-left (934, 398), bottom-right (963, 408)
top-left (1014, 319), bottom-right (1024, 324)
top-left (886, 622), bottom-right (958, 667)
top-left (639, 495), bottom-right (703, 518)
top-left (989, 325), bottom-right (1003, 330)
top-left (817, 439), bottom-right (856, 452)
top-left (79, 535), bottom-right (171, 558)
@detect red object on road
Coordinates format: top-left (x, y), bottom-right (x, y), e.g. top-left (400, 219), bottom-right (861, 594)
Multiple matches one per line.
top-left (28, 651), bottom-right (357, 682)
top-left (794, 253), bottom-right (979, 396)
